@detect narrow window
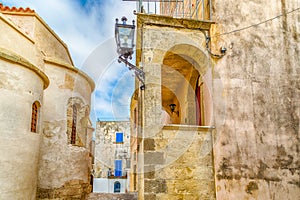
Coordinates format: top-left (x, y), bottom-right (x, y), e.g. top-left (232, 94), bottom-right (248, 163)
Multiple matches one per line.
top-left (133, 165), bottom-right (137, 191)
top-left (195, 77), bottom-right (204, 126)
top-left (71, 105), bottom-right (77, 144)
top-left (31, 102), bottom-right (39, 132)
top-left (116, 132), bottom-right (124, 143)
top-left (134, 108), bottom-right (137, 128)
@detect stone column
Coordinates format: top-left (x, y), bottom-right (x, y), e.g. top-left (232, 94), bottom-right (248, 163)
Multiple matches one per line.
top-left (142, 61), bottom-right (165, 200)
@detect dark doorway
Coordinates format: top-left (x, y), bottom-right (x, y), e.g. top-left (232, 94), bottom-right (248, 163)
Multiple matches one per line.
top-left (114, 181), bottom-right (121, 193)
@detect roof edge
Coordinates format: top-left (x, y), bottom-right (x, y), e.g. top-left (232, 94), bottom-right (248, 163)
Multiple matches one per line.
top-left (0, 3), bottom-right (74, 66)
top-left (0, 13), bottom-right (35, 44)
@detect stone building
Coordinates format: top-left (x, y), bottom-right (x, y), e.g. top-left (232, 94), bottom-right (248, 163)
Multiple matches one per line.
top-left (129, 0), bottom-right (299, 200)
top-left (93, 121), bottom-right (131, 193)
top-left (0, 3), bottom-right (94, 199)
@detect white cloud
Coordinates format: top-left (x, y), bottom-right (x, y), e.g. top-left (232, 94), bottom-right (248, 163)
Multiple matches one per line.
top-left (2, 0), bottom-right (137, 122)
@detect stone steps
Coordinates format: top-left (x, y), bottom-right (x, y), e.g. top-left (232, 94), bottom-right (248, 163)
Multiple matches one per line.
top-left (87, 193), bottom-right (138, 200)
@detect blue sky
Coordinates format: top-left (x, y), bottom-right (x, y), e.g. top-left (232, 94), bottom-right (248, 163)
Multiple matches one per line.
top-left (1, 0), bottom-right (138, 123)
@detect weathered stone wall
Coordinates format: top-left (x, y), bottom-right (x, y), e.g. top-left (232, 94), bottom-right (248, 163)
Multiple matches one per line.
top-left (212, 0), bottom-right (300, 199)
top-left (38, 61), bottom-right (94, 199)
top-left (0, 56), bottom-right (45, 199)
top-left (37, 179), bottom-right (90, 200)
top-left (143, 126), bottom-right (215, 200)
top-left (34, 14), bottom-right (73, 66)
top-left (0, 13), bottom-right (37, 66)
top-left (0, 5), bottom-right (95, 200)
top-left (136, 14), bottom-right (215, 200)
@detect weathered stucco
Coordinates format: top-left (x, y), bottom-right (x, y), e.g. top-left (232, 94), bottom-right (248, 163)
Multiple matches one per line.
top-left (134, 14), bottom-right (216, 200)
top-left (0, 13), bottom-right (36, 65)
top-left (211, 0), bottom-right (300, 199)
top-left (0, 5), bottom-right (95, 200)
top-left (133, 0), bottom-right (299, 199)
top-left (0, 59), bottom-right (44, 199)
top-left (37, 60), bottom-right (94, 199)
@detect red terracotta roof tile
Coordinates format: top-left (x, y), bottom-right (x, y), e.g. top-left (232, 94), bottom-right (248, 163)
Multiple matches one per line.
top-left (0, 3), bottom-right (34, 13)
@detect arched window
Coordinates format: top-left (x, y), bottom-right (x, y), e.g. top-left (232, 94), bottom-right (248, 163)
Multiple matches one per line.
top-left (71, 105), bottom-right (77, 144)
top-left (195, 77), bottom-right (205, 126)
top-left (31, 101), bottom-right (40, 133)
top-left (114, 181), bottom-right (121, 193)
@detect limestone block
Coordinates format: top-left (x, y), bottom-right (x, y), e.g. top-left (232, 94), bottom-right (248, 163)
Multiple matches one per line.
top-left (144, 152), bottom-right (165, 165)
top-left (144, 179), bottom-right (167, 193)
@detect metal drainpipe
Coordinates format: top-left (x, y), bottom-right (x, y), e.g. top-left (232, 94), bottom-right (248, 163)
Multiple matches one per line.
top-left (202, 0), bottom-right (205, 20)
top-left (139, 0), bottom-right (142, 12)
top-left (209, 0), bottom-right (212, 20)
top-left (176, 0), bottom-right (178, 17)
top-left (189, 0), bottom-right (192, 18)
top-left (182, 0), bottom-right (184, 17)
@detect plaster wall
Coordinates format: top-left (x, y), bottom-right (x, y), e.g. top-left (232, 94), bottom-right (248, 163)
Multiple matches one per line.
top-left (1, 13), bottom-right (35, 39)
top-left (34, 16), bottom-right (73, 66)
top-left (93, 178), bottom-right (127, 193)
top-left (0, 14), bottom-right (36, 66)
top-left (37, 62), bottom-right (94, 199)
top-left (212, 0), bottom-right (300, 199)
top-left (0, 59), bottom-right (44, 199)
top-left (0, 5), bottom-right (95, 199)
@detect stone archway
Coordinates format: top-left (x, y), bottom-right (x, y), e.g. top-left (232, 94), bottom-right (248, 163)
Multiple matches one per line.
top-left (161, 44), bottom-right (212, 125)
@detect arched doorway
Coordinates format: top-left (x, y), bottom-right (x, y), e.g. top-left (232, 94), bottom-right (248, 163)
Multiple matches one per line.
top-left (114, 181), bottom-right (121, 193)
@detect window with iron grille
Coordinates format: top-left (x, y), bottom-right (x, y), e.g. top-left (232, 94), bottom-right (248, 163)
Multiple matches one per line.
top-left (31, 102), bottom-right (39, 133)
top-left (71, 105), bottom-right (77, 144)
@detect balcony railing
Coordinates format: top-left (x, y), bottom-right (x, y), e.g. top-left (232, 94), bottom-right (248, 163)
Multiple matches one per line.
top-left (123, 0), bottom-right (212, 21)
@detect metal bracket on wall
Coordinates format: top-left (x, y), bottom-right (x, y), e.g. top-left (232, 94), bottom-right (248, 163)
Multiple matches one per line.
top-left (118, 55), bottom-right (145, 90)
top-left (205, 35), bottom-right (227, 59)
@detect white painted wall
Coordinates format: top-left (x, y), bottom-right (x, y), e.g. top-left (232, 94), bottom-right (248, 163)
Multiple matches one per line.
top-left (93, 178), bottom-right (128, 193)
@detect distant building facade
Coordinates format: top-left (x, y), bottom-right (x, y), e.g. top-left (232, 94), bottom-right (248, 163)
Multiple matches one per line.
top-left (93, 121), bottom-right (131, 193)
top-left (0, 3), bottom-right (94, 199)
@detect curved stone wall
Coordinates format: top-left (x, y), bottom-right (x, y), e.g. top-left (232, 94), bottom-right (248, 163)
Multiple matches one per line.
top-left (0, 54), bottom-right (46, 199)
top-left (37, 59), bottom-right (94, 199)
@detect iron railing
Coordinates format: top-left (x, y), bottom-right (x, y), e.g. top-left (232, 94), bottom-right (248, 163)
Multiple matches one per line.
top-left (123, 0), bottom-right (212, 21)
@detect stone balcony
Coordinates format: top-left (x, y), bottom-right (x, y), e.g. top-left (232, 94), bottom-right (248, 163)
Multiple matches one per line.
top-left (143, 124), bottom-right (216, 199)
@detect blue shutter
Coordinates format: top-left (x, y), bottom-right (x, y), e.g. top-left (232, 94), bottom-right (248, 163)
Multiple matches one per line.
top-left (116, 132), bottom-right (123, 143)
top-left (114, 160), bottom-right (122, 177)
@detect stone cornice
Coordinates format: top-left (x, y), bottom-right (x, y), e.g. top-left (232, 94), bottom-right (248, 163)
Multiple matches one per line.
top-left (163, 124), bottom-right (215, 131)
top-left (0, 47), bottom-right (49, 89)
top-left (44, 57), bottom-right (95, 92)
top-left (137, 13), bottom-right (214, 30)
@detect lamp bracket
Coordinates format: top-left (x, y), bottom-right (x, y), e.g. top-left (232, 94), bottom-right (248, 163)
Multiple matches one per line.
top-left (205, 35), bottom-right (226, 58)
top-left (118, 55), bottom-right (145, 88)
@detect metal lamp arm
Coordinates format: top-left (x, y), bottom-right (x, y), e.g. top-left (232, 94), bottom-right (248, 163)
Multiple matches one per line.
top-left (118, 55), bottom-right (145, 86)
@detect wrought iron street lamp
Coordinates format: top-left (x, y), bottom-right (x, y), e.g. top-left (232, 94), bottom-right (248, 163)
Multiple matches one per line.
top-left (115, 16), bottom-right (145, 87)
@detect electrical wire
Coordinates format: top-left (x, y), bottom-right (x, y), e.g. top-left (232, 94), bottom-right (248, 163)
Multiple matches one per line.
top-left (213, 7), bottom-right (300, 37)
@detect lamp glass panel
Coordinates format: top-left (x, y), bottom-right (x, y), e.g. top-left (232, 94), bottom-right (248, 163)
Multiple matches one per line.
top-left (119, 27), bottom-right (134, 48)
